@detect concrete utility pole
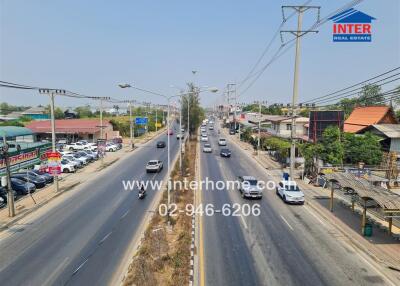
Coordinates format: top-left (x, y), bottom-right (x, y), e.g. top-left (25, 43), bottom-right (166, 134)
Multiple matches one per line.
top-left (179, 97), bottom-right (183, 175)
top-left (49, 92), bottom-right (60, 192)
top-left (281, 5), bottom-right (320, 181)
top-left (39, 89), bottom-right (66, 192)
top-left (155, 106), bottom-right (158, 132)
top-left (1, 134), bottom-right (15, 217)
top-left (100, 98), bottom-right (104, 167)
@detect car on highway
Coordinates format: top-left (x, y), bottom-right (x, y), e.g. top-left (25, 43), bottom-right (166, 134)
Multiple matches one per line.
top-left (61, 159), bottom-right (76, 173)
top-left (156, 141), bottom-right (166, 148)
top-left (276, 180), bottom-right (305, 204)
top-left (218, 138), bottom-right (227, 146)
top-left (209, 125), bottom-right (214, 130)
top-left (200, 126), bottom-right (206, 133)
top-left (11, 173), bottom-right (46, 188)
top-left (176, 133), bottom-right (184, 140)
top-left (201, 135), bottom-right (208, 142)
top-left (146, 160), bottom-right (163, 173)
top-left (167, 129), bottom-right (174, 135)
top-left (238, 176), bottom-right (263, 199)
top-left (203, 143), bottom-right (212, 153)
top-left (220, 148), bottom-right (231, 157)
top-left (10, 178), bottom-right (36, 195)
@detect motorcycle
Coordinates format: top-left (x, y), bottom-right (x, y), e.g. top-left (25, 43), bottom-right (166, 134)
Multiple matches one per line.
top-left (138, 186), bottom-right (146, 199)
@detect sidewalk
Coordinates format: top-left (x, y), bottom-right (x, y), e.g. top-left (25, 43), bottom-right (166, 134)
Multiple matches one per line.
top-left (222, 126), bottom-right (400, 272)
top-left (0, 128), bottom-right (165, 231)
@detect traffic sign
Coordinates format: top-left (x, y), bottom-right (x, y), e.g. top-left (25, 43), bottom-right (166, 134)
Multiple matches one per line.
top-left (135, 117), bottom-right (148, 125)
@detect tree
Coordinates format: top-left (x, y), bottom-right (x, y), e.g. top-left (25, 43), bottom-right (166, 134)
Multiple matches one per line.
top-left (181, 83), bottom-right (204, 135)
top-left (343, 132), bottom-right (382, 165)
top-left (318, 126), bottom-right (344, 165)
top-left (74, 105), bottom-right (93, 118)
top-left (358, 84), bottom-right (383, 106)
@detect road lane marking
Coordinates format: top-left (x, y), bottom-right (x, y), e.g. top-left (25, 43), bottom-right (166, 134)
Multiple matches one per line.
top-left (303, 205), bottom-right (328, 228)
top-left (120, 210), bottom-right (130, 220)
top-left (240, 215), bottom-right (248, 230)
top-left (72, 258), bottom-right (88, 276)
top-left (198, 140), bottom-right (206, 286)
top-left (99, 231), bottom-right (112, 245)
top-left (42, 257), bottom-right (70, 286)
top-left (280, 215), bottom-right (294, 231)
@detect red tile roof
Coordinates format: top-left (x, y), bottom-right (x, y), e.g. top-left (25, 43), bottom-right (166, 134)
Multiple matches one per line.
top-left (344, 106), bottom-right (397, 133)
top-left (26, 119), bottom-right (111, 134)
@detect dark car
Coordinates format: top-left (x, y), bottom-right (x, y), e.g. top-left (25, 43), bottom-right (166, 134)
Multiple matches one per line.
top-left (11, 173), bottom-right (46, 189)
top-left (30, 170), bottom-right (54, 184)
top-left (229, 129), bottom-right (236, 135)
top-left (157, 141), bottom-right (166, 148)
top-left (220, 148), bottom-right (232, 158)
top-left (0, 186), bottom-right (17, 206)
top-left (10, 178), bottom-right (36, 195)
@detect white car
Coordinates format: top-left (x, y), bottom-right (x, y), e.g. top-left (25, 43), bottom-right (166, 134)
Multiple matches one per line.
top-left (276, 180), bottom-right (305, 204)
top-left (63, 154), bottom-right (88, 165)
top-left (106, 143), bottom-right (118, 152)
top-left (238, 176), bottom-right (263, 199)
top-left (201, 135), bottom-right (208, 142)
top-left (65, 142), bottom-right (87, 151)
top-left (62, 156), bottom-right (82, 169)
top-left (203, 143), bottom-right (212, 153)
top-left (146, 160), bottom-right (163, 173)
top-left (61, 159), bottom-right (75, 173)
top-left (218, 138), bottom-right (227, 146)
top-left (209, 126), bottom-right (214, 130)
top-left (176, 133), bottom-right (184, 140)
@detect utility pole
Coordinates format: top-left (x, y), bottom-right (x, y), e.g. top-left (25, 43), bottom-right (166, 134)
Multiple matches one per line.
top-left (281, 5), bottom-right (320, 181)
top-left (179, 96), bottom-right (183, 176)
top-left (1, 134), bottom-right (15, 217)
top-left (155, 105), bottom-right (158, 132)
top-left (167, 101), bottom-right (171, 225)
top-left (100, 97), bottom-right (104, 167)
top-left (39, 89), bottom-right (66, 192)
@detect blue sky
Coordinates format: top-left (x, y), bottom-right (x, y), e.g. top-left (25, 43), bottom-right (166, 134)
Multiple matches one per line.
top-left (0, 0), bottom-right (399, 109)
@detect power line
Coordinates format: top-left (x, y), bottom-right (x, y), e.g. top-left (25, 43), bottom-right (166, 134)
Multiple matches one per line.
top-left (303, 67), bottom-right (400, 104)
top-left (238, 0), bottom-right (313, 87)
top-left (237, 0), bottom-right (365, 96)
top-left (309, 75), bottom-right (400, 105)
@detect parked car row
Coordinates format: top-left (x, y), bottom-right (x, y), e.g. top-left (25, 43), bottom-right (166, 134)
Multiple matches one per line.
top-left (0, 169), bottom-right (56, 207)
top-left (59, 149), bottom-right (100, 173)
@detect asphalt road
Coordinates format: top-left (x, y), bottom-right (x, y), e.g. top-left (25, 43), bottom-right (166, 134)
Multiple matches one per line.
top-left (0, 124), bottom-right (181, 286)
top-left (200, 123), bottom-right (394, 286)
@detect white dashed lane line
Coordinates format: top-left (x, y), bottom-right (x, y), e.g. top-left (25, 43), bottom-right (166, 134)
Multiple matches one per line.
top-left (280, 215), bottom-right (294, 231)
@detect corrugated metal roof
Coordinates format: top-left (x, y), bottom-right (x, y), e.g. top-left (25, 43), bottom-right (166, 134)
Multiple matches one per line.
top-left (0, 126), bottom-right (34, 137)
top-left (325, 172), bottom-right (400, 210)
top-left (371, 124), bottom-right (400, 138)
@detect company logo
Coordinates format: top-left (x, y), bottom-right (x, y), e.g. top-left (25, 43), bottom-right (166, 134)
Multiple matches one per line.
top-left (329, 8), bottom-right (376, 42)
